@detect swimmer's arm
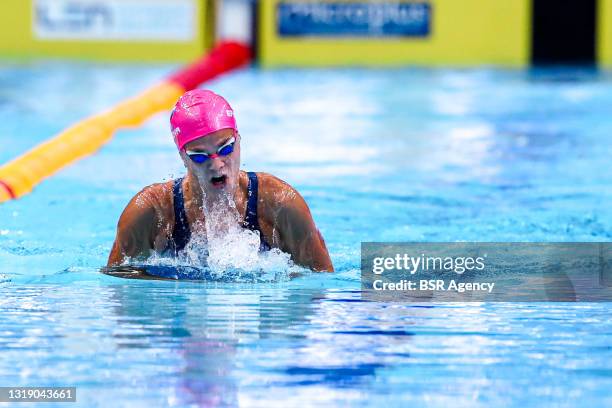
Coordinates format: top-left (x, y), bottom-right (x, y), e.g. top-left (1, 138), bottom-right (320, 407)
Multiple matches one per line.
top-left (277, 190), bottom-right (334, 272)
top-left (107, 191), bottom-right (160, 267)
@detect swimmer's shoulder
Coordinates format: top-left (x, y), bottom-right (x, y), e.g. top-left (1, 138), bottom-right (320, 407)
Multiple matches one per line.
top-left (118, 180), bottom-right (175, 231)
top-left (109, 181), bottom-right (175, 265)
top-left (128, 180), bottom-right (174, 210)
top-left (255, 172), bottom-right (309, 217)
top-left (254, 172), bottom-right (332, 272)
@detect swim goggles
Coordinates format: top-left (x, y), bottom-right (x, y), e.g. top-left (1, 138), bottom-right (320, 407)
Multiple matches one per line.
top-left (185, 136), bottom-right (236, 164)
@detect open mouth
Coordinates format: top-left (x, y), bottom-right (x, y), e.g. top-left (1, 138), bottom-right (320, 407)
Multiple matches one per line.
top-left (210, 175), bottom-right (227, 188)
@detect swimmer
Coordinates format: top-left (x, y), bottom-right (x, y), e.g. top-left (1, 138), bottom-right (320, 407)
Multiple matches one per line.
top-left (107, 89), bottom-right (334, 272)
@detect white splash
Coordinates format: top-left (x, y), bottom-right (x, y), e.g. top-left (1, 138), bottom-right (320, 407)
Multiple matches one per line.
top-left (141, 186), bottom-right (300, 282)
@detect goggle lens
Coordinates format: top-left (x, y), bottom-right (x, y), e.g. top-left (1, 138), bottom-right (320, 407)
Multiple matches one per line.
top-left (186, 137), bottom-right (235, 164)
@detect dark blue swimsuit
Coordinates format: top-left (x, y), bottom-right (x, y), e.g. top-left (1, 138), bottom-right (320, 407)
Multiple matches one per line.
top-left (168, 171), bottom-right (271, 255)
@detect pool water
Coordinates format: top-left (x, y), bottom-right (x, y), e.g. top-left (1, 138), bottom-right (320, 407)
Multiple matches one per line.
top-left (1, 63), bottom-right (611, 407)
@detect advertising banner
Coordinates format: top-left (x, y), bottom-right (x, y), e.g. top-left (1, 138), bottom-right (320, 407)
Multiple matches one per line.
top-left (33, 0), bottom-right (196, 41)
top-left (278, 2), bottom-right (430, 37)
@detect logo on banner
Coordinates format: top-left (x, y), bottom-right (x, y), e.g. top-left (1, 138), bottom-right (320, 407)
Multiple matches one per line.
top-left (278, 2), bottom-right (431, 37)
top-left (33, 0), bottom-right (196, 41)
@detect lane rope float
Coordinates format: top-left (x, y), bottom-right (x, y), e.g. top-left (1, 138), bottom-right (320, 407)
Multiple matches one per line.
top-left (0, 41), bottom-right (251, 203)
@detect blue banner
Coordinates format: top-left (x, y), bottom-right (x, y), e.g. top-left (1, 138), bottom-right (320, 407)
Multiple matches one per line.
top-left (278, 2), bottom-right (431, 37)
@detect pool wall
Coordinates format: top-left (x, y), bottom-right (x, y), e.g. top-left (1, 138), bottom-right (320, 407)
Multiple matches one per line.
top-left (2, 1), bottom-right (611, 67)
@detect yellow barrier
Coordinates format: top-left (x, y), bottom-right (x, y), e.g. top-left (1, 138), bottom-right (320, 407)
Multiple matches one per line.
top-left (0, 0), bottom-right (212, 62)
top-left (599, 0), bottom-right (612, 66)
top-left (259, 0), bottom-right (531, 67)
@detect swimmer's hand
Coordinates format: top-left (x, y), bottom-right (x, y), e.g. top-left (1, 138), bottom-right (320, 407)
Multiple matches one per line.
top-left (100, 265), bottom-right (185, 281)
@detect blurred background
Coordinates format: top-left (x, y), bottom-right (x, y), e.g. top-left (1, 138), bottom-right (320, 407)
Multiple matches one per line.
top-left (0, 0), bottom-right (606, 66)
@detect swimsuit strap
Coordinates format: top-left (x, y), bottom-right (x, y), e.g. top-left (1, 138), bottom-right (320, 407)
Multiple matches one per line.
top-left (243, 172), bottom-right (260, 231)
top-left (244, 172), bottom-right (271, 251)
top-left (171, 177), bottom-right (191, 254)
top-left (171, 173), bottom-right (269, 254)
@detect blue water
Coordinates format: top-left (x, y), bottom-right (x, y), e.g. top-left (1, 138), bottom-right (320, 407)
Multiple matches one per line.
top-left (1, 63), bottom-right (611, 407)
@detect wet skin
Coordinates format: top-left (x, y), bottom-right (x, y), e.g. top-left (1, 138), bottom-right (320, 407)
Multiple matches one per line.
top-left (107, 129), bottom-right (334, 272)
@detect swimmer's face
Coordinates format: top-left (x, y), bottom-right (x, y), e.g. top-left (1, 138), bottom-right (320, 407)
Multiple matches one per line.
top-left (180, 128), bottom-right (241, 195)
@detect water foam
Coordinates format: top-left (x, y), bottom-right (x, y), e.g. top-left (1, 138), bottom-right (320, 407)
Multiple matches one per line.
top-left (137, 187), bottom-right (304, 282)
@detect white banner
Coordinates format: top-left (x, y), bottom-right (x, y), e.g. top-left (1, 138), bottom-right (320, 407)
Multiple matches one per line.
top-left (33, 0), bottom-right (196, 42)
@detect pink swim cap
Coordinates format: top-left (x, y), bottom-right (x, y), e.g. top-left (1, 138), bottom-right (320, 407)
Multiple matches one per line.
top-left (170, 89), bottom-right (237, 150)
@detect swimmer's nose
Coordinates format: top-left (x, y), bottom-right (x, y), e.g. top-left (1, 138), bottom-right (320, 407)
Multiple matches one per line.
top-left (208, 156), bottom-right (225, 172)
